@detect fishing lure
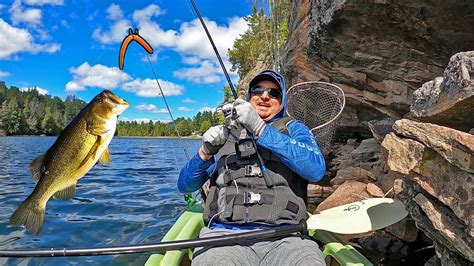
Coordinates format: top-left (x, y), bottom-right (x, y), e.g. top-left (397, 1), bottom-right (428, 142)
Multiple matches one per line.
top-left (118, 28), bottom-right (154, 70)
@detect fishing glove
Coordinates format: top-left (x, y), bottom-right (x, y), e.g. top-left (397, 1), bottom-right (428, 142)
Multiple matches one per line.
top-left (201, 125), bottom-right (228, 155)
top-left (233, 99), bottom-right (266, 136)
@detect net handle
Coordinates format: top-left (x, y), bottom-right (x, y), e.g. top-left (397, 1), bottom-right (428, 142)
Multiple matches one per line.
top-left (286, 81), bottom-right (346, 130)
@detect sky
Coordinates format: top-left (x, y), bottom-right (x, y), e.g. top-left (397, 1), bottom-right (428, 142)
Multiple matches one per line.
top-left (0, 0), bottom-right (256, 123)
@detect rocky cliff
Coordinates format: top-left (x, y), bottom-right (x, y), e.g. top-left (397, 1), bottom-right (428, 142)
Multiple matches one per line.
top-left (279, 0), bottom-right (474, 264)
top-left (282, 0), bottom-right (474, 133)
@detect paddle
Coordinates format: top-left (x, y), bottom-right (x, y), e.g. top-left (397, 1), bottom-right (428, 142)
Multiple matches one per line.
top-left (307, 198), bottom-right (408, 234)
top-left (0, 198), bottom-right (407, 257)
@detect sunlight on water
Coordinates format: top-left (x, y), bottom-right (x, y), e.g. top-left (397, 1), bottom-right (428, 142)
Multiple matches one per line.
top-left (0, 136), bottom-right (201, 265)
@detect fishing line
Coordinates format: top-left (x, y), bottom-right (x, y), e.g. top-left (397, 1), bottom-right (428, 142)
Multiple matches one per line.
top-left (145, 55), bottom-right (191, 161)
top-left (188, 0), bottom-right (273, 185)
top-left (144, 54), bottom-right (201, 203)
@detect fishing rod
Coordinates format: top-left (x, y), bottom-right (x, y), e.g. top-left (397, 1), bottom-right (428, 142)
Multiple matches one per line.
top-left (0, 221), bottom-right (306, 257)
top-left (189, 0), bottom-right (274, 186)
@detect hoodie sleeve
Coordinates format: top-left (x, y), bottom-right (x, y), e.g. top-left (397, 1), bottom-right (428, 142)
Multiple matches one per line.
top-left (256, 120), bottom-right (326, 182)
top-left (177, 152), bottom-right (217, 193)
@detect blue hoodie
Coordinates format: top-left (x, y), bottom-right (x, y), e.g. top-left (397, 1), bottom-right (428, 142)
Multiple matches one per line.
top-left (178, 70), bottom-right (325, 194)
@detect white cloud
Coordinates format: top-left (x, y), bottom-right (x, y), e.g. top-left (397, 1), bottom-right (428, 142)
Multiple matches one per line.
top-left (0, 19), bottom-right (60, 59)
top-left (132, 5), bottom-right (177, 48)
top-left (182, 56), bottom-right (201, 65)
top-left (92, 19), bottom-right (131, 44)
top-left (106, 4), bottom-right (123, 20)
top-left (135, 103), bottom-right (169, 114)
top-left (178, 106), bottom-right (192, 112)
top-left (173, 60), bottom-right (222, 84)
top-left (122, 78), bottom-right (183, 98)
top-left (24, 0), bottom-right (64, 5)
top-left (183, 98), bottom-right (195, 103)
top-left (0, 71), bottom-right (11, 77)
top-left (140, 53), bottom-right (157, 63)
top-left (60, 19), bottom-right (68, 28)
top-left (65, 62), bottom-right (131, 91)
top-left (91, 4), bottom-right (247, 85)
top-left (10, 0), bottom-right (42, 26)
top-left (20, 86), bottom-right (48, 95)
top-left (132, 4), bottom-right (164, 22)
top-left (95, 4), bottom-right (247, 62)
top-left (198, 107), bottom-right (214, 112)
top-left (173, 17), bottom-right (248, 61)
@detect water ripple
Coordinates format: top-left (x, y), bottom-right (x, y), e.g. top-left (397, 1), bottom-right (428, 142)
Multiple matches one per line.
top-left (0, 136), bottom-right (201, 265)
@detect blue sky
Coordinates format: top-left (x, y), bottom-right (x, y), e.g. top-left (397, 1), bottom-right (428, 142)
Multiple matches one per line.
top-left (0, 0), bottom-right (256, 122)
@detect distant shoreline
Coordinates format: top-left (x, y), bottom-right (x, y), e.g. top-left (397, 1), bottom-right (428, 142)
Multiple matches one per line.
top-left (116, 135), bottom-right (202, 139)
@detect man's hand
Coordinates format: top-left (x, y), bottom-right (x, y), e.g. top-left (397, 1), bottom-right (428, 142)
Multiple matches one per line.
top-left (233, 99), bottom-right (266, 136)
top-left (200, 125), bottom-right (228, 157)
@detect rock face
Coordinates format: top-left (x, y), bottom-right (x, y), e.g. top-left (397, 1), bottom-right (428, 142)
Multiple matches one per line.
top-left (282, 0), bottom-right (474, 132)
top-left (280, 0), bottom-right (474, 264)
top-left (410, 52), bottom-right (474, 131)
top-left (383, 121), bottom-right (474, 263)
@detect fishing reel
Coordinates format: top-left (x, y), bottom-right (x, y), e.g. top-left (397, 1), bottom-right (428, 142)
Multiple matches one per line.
top-left (216, 101), bottom-right (238, 130)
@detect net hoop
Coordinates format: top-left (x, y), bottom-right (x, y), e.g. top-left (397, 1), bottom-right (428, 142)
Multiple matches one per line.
top-left (286, 81), bottom-right (346, 154)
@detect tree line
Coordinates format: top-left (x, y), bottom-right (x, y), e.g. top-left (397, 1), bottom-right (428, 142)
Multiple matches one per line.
top-left (116, 111), bottom-right (224, 137)
top-left (0, 81), bottom-right (227, 137)
top-left (0, 81), bottom-right (86, 136)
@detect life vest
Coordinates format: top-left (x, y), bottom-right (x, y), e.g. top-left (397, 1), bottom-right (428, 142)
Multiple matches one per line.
top-left (203, 117), bottom-right (308, 226)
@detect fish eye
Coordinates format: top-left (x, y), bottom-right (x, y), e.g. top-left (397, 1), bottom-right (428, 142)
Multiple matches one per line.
top-left (97, 98), bottom-right (104, 103)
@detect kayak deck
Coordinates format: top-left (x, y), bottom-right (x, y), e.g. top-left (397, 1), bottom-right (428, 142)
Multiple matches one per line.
top-left (145, 209), bottom-right (372, 266)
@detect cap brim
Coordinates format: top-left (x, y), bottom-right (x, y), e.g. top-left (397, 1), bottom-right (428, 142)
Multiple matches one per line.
top-left (249, 73), bottom-right (282, 90)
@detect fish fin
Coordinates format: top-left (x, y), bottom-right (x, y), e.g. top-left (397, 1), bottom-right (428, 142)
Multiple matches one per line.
top-left (30, 153), bottom-right (46, 182)
top-left (79, 136), bottom-right (101, 168)
top-left (53, 183), bottom-right (77, 200)
top-left (10, 198), bottom-right (45, 235)
top-left (99, 148), bottom-right (111, 165)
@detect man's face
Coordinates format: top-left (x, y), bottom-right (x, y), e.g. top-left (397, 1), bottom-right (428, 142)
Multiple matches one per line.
top-left (249, 80), bottom-right (282, 121)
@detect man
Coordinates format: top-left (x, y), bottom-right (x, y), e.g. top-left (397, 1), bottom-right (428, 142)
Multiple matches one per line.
top-left (178, 70), bottom-right (326, 265)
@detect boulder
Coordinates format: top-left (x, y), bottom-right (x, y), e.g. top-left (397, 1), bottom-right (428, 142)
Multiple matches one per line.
top-left (365, 183), bottom-right (384, 198)
top-left (330, 166), bottom-right (374, 186)
top-left (394, 179), bottom-right (474, 263)
top-left (393, 119), bottom-right (474, 173)
top-left (315, 180), bottom-right (370, 212)
top-left (382, 130), bottom-right (473, 231)
top-left (385, 218), bottom-right (419, 242)
top-left (368, 118), bottom-right (395, 143)
top-left (410, 51), bottom-right (474, 131)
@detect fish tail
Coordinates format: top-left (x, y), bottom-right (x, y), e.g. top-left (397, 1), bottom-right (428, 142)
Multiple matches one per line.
top-left (10, 198), bottom-right (44, 235)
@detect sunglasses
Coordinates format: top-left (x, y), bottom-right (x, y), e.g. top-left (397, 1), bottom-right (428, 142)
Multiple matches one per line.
top-left (250, 86), bottom-right (282, 99)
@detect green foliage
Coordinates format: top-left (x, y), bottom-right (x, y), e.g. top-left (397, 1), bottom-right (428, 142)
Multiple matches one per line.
top-left (228, 6), bottom-right (270, 78)
top-left (115, 109), bottom-right (224, 137)
top-left (227, 1), bottom-right (290, 77)
top-left (0, 81), bottom-right (86, 136)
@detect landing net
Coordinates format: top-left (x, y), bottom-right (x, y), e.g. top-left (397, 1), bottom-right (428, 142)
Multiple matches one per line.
top-left (286, 81), bottom-right (345, 155)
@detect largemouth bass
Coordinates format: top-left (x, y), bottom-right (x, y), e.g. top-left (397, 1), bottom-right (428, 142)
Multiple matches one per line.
top-left (10, 90), bottom-right (129, 234)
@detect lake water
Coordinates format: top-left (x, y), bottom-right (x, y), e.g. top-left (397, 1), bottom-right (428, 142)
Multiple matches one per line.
top-left (0, 136), bottom-right (201, 265)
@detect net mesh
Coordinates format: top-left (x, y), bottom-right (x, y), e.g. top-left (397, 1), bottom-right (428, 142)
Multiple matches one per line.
top-left (286, 81), bottom-right (345, 155)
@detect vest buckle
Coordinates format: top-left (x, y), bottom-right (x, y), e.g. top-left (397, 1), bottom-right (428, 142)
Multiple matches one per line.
top-left (245, 165), bottom-right (262, 177)
top-left (244, 191), bottom-right (261, 205)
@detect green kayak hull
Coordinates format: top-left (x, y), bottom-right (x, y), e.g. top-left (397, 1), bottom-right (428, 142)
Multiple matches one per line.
top-left (145, 208), bottom-right (373, 266)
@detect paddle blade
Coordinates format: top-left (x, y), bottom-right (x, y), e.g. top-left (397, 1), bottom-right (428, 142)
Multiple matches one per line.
top-left (307, 198), bottom-right (408, 234)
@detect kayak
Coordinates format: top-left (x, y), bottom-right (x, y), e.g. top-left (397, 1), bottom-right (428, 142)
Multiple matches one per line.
top-left (145, 204), bottom-right (373, 266)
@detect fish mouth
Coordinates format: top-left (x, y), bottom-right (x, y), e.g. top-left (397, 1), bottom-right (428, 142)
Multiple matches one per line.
top-left (104, 90), bottom-right (128, 106)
